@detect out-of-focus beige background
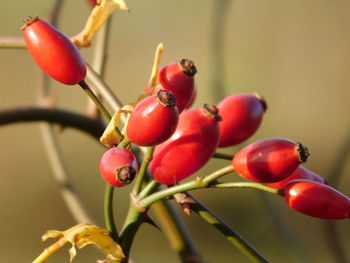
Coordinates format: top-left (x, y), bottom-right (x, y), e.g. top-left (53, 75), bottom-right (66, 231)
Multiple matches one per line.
top-left (1, 1), bottom-right (349, 262)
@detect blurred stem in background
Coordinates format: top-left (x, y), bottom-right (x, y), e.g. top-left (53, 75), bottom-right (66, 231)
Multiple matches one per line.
top-left (210, 0), bottom-right (230, 102)
top-left (38, 0), bottom-right (96, 224)
top-left (323, 131), bottom-right (350, 263)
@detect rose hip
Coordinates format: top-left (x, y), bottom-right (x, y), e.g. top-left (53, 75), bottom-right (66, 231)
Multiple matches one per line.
top-left (150, 104), bottom-right (221, 185)
top-left (283, 180), bottom-right (350, 220)
top-left (232, 138), bottom-right (309, 183)
top-left (218, 93), bottom-right (267, 147)
top-left (145, 59), bottom-right (197, 113)
top-left (126, 90), bottom-right (179, 146)
top-left (22, 17), bottom-right (86, 85)
top-left (99, 147), bottom-right (138, 187)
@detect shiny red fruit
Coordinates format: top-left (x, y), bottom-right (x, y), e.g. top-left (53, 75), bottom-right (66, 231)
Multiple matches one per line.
top-left (126, 90), bottom-right (179, 146)
top-left (232, 138), bottom-right (309, 183)
top-left (284, 180), bottom-right (350, 220)
top-left (150, 104), bottom-right (221, 185)
top-left (22, 17), bottom-right (86, 85)
top-left (218, 93), bottom-right (267, 147)
top-left (145, 59), bottom-right (197, 113)
top-left (99, 147), bottom-right (138, 187)
top-left (266, 166), bottom-right (326, 189)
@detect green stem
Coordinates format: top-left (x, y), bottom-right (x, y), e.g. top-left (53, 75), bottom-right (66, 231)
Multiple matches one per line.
top-left (118, 137), bottom-right (131, 148)
top-left (212, 152), bottom-right (234, 160)
top-left (139, 165), bottom-right (234, 208)
top-left (189, 194), bottom-right (270, 263)
top-left (212, 182), bottom-right (280, 195)
top-left (132, 146), bottom-right (155, 195)
top-left (203, 164), bottom-right (234, 183)
top-left (105, 184), bottom-right (119, 242)
top-left (79, 80), bottom-right (112, 121)
top-left (120, 204), bottom-right (145, 260)
top-left (137, 179), bottom-right (160, 200)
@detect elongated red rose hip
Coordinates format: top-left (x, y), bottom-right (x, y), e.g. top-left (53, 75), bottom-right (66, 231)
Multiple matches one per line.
top-left (145, 59), bottom-right (197, 113)
top-left (218, 93), bottom-right (267, 147)
top-left (266, 166), bottom-right (326, 189)
top-left (232, 138), bottom-right (309, 183)
top-left (22, 16), bottom-right (86, 85)
top-left (126, 90), bottom-right (179, 146)
top-left (283, 180), bottom-right (350, 220)
top-left (150, 104), bottom-right (221, 185)
top-left (99, 147), bottom-right (138, 187)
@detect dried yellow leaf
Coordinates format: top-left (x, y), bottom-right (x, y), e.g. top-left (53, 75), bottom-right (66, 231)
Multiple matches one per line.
top-left (100, 105), bottom-right (133, 148)
top-left (32, 223), bottom-right (124, 263)
top-left (72, 0), bottom-right (129, 48)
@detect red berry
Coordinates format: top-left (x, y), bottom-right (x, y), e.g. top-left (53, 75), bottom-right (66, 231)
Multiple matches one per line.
top-left (145, 59), bottom-right (197, 113)
top-left (22, 17), bottom-right (86, 85)
top-left (283, 180), bottom-right (350, 220)
top-left (126, 90), bottom-right (179, 146)
top-left (99, 147), bottom-right (138, 187)
top-left (266, 166), bottom-right (326, 189)
top-left (150, 104), bottom-right (221, 185)
top-left (232, 138), bottom-right (309, 183)
top-left (218, 93), bottom-right (267, 147)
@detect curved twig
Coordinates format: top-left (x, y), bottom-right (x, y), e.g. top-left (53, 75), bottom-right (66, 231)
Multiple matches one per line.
top-left (0, 106), bottom-right (105, 138)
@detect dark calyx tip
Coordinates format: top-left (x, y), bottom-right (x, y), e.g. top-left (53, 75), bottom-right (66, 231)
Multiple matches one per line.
top-left (180, 59), bottom-right (197, 76)
top-left (21, 16), bottom-right (38, 30)
top-left (203, 104), bottom-right (222, 121)
top-left (296, 142), bottom-right (310, 163)
top-left (157, 90), bottom-right (177, 107)
top-left (253, 92), bottom-right (268, 112)
top-left (116, 165), bottom-right (136, 185)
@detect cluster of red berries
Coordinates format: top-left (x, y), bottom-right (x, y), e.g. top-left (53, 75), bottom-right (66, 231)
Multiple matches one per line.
top-left (22, 17), bottom-right (350, 221)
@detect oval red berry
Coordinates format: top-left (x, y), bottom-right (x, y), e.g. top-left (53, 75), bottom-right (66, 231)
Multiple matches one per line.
top-left (150, 104), bottom-right (221, 185)
top-left (284, 180), bottom-right (350, 220)
top-left (232, 138), bottom-right (309, 183)
top-left (22, 17), bottom-right (86, 85)
top-left (218, 93), bottom-right (266, 147)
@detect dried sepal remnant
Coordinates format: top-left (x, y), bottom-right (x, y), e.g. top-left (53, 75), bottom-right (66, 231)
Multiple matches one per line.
top-left (72, 0), bottom-right (129, 48)
top-left (32, 223), bottom-right (125, 263)
top-left (100, 104), bottom-right (133, 148)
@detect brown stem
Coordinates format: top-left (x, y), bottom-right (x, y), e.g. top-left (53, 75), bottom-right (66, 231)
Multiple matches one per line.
top-left (0, 106), bottom-right (105, 138)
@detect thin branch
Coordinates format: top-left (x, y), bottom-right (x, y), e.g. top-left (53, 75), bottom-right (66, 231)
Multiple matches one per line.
top-left (0, 106), bottom-right (105, 138)
top-left (0, 36), bottom-right (25, 49)
top-left (188, 194), bottom-right (270, 263)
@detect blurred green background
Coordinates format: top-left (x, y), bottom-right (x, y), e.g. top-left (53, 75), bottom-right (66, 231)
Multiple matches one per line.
top-left (1, 0), bottom-right (350, 262)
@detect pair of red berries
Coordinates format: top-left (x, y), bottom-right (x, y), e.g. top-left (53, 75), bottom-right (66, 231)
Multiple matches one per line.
top-left (232, 137), bottom-right (350, 220)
